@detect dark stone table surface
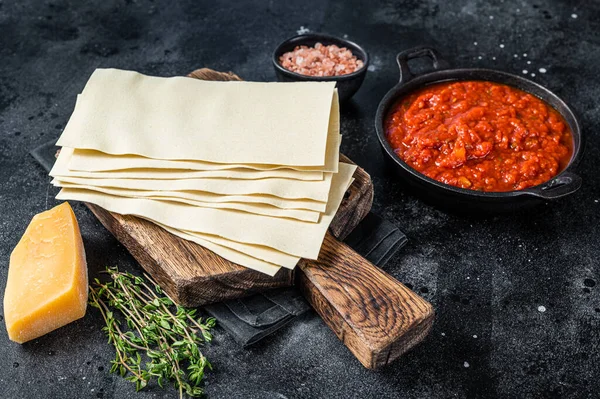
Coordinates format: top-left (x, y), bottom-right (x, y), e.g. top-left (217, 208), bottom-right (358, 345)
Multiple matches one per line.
top-left (1, 1), bottom-right (598, 398)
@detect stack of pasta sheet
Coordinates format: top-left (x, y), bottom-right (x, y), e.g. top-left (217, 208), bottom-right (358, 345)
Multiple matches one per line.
top-left (51, 69), bottom-right (357, 276)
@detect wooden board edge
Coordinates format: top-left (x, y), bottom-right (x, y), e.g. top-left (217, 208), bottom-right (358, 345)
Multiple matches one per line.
top-left (87, 202), bottom-right (295, 306)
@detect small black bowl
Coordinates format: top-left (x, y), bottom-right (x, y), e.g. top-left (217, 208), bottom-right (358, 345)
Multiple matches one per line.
top-left (272, 34), bottom-right (369, 102)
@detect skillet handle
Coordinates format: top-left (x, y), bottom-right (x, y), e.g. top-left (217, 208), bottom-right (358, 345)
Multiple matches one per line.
top-left (520, 172), bottom-right (582, 200)
top-left (396, 46), bottom-right (450, 85)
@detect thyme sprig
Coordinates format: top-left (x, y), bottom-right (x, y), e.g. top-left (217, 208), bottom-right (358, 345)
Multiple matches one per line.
top-left (89, 267), bottom-right (216, 398)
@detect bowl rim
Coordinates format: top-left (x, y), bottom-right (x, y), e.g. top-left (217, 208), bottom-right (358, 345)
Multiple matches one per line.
top-left (375, 68), bottom-right (583, 199)
top-left (272, 33), bottom-right (370, 81)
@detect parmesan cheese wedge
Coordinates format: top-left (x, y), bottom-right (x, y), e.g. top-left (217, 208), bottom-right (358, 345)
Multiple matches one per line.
top-left (4, 202), bottom-right (88, 343)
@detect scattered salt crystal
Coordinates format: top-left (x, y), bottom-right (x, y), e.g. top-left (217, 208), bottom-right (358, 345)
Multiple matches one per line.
top-left (538, 305), bottom-right (546, 313)
top-left (516, 8), bottom-right (520, 12)
top-left (474, 42), bottom-right (478, 46)
top-left (527, 61), bottom-right (532, 64)
top-left (539, 68), bottom-right (547, 73)
top-left (489, 15), bottom-right (494, 19)
top-left (478, 56), bottom-right (482, 60)
top-left (531, 73), bottom-right (536, 77)
top-left (523, 53), bottom-right (528, 57)
top-left (441, 332), bottom-right (446, 336)
top-left (343, 34), bottom-right (348, 39)
top-left (464, 361), bottom-right (470, 368)
top-left (595, 199), bottom-right (599, 203)
top-left (492, 57), bottom-right (496, 60)
top-left (499, 44), bottom-right (505, 48)
top-left (467, 276), bottom-right (471, 279)
top-left (522, 70), bottom-right (528, 74)
top-left (514, 54), bottom-right (518, 58)
top-left (296, 26), bottom-right (310, 35)
top-left (473, 335), bottom-right (478, 338)
top-left (571, 14), bottom-right (578, 19)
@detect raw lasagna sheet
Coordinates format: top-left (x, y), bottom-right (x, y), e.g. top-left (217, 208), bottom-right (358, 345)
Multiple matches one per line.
top-left (57, 68), bottom-right (337, 166)
top-left (153, 221), bottom-right (282, 276)
top-left (56, 163), bottom-right (357, 259)
top-left (53, 174), bottom-right (333, 202)
top-left (59, 147), bottom-right (325, 180)
top-left (68, 132), bottom-right (341, 173)
top-left (55, 182), bottom-right (320, 222)
top-left (171, 228), bottom-right (300, 269)
top-left (135, 193), bottom-right (326, 212)
top-left (170, 179), bottom-right (356, 268)
top-left (51, 148), bottom-right (333, 201)
top-left (62, 185), bottom-right (327, 212)
top-left (53, 149), bottom-right (328, 211)
top-left (60, 167), bottom-right (323, 181)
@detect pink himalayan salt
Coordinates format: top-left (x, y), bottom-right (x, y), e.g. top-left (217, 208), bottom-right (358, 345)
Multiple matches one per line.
top-left (279, 42), bottom-right (364, 77)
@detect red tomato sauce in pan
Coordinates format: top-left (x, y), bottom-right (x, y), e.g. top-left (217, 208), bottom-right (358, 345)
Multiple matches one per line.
top-left (385, 81), bottom-right (573, 192)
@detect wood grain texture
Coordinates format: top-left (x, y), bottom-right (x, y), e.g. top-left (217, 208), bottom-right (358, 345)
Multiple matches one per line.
top-left (298, 234), bottom-right (434, 369)
top-left (84, 68), bottom-right (373, 307)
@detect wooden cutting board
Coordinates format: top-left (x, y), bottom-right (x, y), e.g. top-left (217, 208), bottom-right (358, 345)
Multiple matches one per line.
top-left (86, 68), bottom-right (434, 369)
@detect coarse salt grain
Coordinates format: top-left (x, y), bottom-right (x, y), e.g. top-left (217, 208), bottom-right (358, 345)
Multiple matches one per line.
top-left (523, 70), bottom-right (528, 74)
top-left (499, 44), bottom-right (505, 48)
top-left (279, 42), bottom-right (364, 77)
top-left (539, 68), bottom-right (547, 73)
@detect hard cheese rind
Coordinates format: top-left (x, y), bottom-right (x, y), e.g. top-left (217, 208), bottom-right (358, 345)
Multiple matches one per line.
top-left (4, 202), bottom-right (88, 344)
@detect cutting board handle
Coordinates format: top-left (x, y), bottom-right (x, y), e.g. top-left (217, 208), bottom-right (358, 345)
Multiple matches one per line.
top-left (297, 233), bottom-right (434, 369)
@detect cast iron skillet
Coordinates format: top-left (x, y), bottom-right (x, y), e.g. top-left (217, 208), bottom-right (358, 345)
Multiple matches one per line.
top-left (375, 46), bottom-right (583, 213)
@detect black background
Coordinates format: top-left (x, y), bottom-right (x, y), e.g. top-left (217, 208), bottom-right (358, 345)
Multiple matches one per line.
top-left (0, 1), bottom-right (598, 398)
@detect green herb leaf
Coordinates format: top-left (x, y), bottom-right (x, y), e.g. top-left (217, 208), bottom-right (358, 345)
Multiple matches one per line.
top-left (89, 267), bottom-right (215, 398)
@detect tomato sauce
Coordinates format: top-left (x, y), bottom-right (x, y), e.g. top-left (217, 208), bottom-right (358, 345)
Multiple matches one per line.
top-left (385, 81), bottom-right (573, 192)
